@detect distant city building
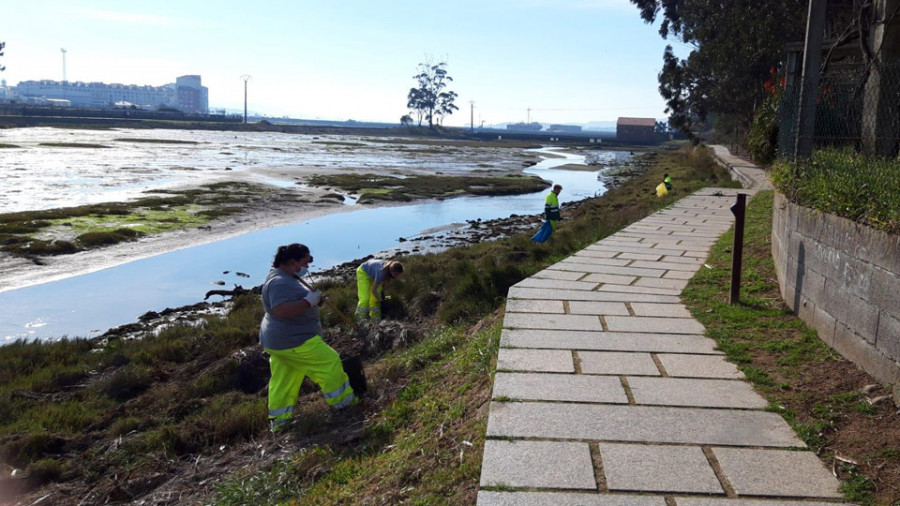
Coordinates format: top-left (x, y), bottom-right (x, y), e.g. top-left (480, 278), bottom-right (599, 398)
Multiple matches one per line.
top-left (175, 75), bottom-right (208, 114)
top-left (9, 75), bottom-right (208, 113)
top-left (616, 117), bottom-right (657, 143)
top-left (506, 122), bottom-right (543, 131)
top-left (547, 124), bottom-right (582, 133)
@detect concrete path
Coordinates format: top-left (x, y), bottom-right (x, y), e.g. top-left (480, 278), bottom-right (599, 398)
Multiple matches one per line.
top-left (477, 183), bottom-right (849, 504)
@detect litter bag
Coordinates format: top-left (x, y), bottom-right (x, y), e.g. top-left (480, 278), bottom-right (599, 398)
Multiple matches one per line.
top-left (656, 182), bottom-right (669, 197)
top-left (531, 220), bottom-right (554, 243)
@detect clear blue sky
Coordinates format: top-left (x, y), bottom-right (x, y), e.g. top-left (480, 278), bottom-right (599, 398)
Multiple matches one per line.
top-left (0, 0), bottom-right (691, 126)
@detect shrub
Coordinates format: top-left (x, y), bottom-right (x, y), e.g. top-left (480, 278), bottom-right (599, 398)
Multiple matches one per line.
top-left (25, 458), bottom-right (64, 484)
top-left (75, 228), bottom-right (143, 248)
top-left (94, 365), bottom-right (153, 401)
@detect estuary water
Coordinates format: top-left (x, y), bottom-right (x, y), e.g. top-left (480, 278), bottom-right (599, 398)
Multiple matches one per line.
top-left (0, 129), bottom-right (632, 342)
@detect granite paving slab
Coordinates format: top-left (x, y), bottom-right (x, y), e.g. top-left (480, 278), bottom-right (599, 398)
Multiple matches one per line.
top-left (504, 312), bottom-right (604, 331)
top-left (486, 402), bottom-right (805, 447)
top-left (509, 287), bottom-right (680, 304)
top-left (661, 255), bottom-right (706, 264)
top-left (579, 351), bottom-right (661, 376)
top-left (531, 269), bottom-right (586, 280)
top-left (557, 257), bottom-right (632, 267)
top-left (631, 260), bottom-right (708, 272)
top-left (713, 448), bottom-right (843, 498)
top-left (581, 273), bottom-right (638, 286)
top-left (513, 278), bottom-right (600, 291)
top-left (616, 252), bottom-right (665, 261)
top-left (570, 249), bottom-right (621, 259)
top-left (492, 372), bottom-right (629, 403)
top-left (505, 299), bottom-right (565, 314)
top-left (596, 284), bottom-right (682, 296)
top-left (599, 443), bottom-right (723, 494)
top-left (496, 349), bottom-right (574, 372)
top-left (500, 329), bottom-right (722, 354)
top-left (663, 270), bottom-right (697, 280)
top-left (630, 303), bottom-right (692, 318)
top-left (674, 499), bottom-right (844, 506)
top-left (477, 491), bottom-right (667, 506)
top-left (605, 316), bottom-right (706, 334)
top-left (627, 377), bottom-right (767, 409)
top-left (550, 263), bottom-right (667, 278)
top-left (657, 354), bottom-right (745, 379)
top-left (634, 277), bottom-right (690, 290)
top-left (586, 244), bottom-right (690, 257)
top-left (480, 440), bottom-right (596, 489)
top-left (568, 301), bottom-right (630, 316)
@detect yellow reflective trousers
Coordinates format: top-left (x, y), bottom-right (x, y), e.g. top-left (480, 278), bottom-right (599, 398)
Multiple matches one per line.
top-left (265, 336), bottom-right (357, 430)
top-left (356, 266), bottom-right (382, 319)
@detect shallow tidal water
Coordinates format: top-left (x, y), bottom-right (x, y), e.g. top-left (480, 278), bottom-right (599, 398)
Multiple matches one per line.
top-left (0, 129), bottom-right (633, 341)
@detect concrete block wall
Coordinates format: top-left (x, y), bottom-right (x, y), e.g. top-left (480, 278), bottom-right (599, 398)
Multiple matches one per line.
top-left (772, 193), bottom-right (900, 402)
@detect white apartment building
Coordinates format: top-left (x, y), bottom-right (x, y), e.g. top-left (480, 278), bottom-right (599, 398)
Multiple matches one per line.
top-left (11, 75), bottom-right (209, 114)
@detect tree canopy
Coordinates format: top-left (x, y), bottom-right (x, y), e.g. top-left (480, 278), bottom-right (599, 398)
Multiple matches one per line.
top-left (407, 61), bottom-right (459, 128)
top-left (631, 0), bottom-right (806, 139)
top-left (1, 41), bottom-right (5, 72)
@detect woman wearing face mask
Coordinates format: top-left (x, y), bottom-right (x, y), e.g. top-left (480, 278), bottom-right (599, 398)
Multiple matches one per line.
top-left (260, 243), bottom-right (358, 431)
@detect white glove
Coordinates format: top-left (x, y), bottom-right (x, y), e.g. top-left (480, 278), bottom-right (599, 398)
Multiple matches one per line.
top-left (304, 290), bottom-right (322, 307)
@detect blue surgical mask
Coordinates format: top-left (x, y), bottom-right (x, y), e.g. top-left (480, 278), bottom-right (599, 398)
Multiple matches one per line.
top-left (298, 267), bottom-right (309, 278)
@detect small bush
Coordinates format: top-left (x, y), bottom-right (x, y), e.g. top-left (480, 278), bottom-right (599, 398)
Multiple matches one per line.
top-left (0, 433), bottom-right (66, 467)
top-left (26, 458), bottom-right (64, 484)
top-left (109, 416), bottom-right (142, 437)
top-left (75, 228), bottom-right (143, 248)
top-left (1, 238), bottom-right (80, 256)
top-left (94, 365), bottom-right (153, 401)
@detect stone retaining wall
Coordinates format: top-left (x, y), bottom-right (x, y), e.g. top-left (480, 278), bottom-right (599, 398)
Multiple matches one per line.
top-left (772, 193), bottom-right (900, 402)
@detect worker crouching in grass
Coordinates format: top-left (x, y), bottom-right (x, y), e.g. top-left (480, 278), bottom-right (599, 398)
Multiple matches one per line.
top-left (356, 259), bottom-right (404, 320)
top-left (260, 243), bottom-right (358, 431)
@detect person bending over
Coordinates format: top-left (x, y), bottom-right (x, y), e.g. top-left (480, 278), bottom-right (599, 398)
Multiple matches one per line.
top-left (356, 259), bottom-right (404, 320)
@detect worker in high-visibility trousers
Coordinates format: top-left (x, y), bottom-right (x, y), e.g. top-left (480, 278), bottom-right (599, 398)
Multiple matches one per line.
top-left (532, 184), bottom-right (563, 243)
top-left (260, 243), bottom-right (358, 431)
top-left (545, 184), bottom-right (562, 231)
top-left (356, 259), bottom-right (404, 320)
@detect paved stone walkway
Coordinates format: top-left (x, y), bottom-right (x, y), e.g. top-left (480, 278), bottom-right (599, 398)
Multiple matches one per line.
top-left (477, 180), bottom-right (849, 504)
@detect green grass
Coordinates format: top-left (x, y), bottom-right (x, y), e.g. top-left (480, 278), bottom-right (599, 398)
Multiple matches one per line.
top-left (306, 173), bottom-right (550, 203)
top-left (214, 322), bottom-right (499, 505)
top-left (772, 147), bottom-right (900, 234)
top-left (0, 182), bottom-right (276, 257)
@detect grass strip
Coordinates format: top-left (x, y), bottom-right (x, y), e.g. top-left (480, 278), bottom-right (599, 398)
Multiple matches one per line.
top-left (771, 147), bottom-right (900, 234)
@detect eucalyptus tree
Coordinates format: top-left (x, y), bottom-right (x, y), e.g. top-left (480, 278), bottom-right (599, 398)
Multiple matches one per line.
top-left (630, 0), bottom-right (806, 139)
top-left (407, 60), bottom-right (458, 128)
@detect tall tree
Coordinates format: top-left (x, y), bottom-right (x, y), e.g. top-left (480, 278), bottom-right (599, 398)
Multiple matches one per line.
top-left (1, 41), bottom-right (5, 72)
top-left (407, 60), bottom-right (458, 128)
top-left (631, 0), bottom-right (806, 139)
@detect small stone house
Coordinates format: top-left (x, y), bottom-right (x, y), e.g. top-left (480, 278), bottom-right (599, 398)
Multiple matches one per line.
top-left (616, 117), bottom-right (657, 144)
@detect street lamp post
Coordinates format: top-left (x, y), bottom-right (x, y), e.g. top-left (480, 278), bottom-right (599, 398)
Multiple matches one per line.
top-left (240, 75), bottom-right (251, 124)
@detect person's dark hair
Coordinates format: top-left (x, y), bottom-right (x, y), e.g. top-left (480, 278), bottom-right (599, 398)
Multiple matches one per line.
top-left (272, 243), bottom-right (310, 267)
top-left (386, 261), bottom-right (404, 277)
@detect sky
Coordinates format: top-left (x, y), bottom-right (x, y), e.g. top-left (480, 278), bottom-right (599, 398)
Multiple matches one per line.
top-left (0, 0), bottom-right (692, 127)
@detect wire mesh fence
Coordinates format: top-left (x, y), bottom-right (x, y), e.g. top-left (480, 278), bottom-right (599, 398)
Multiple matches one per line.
top-left (778, 60), bottom-right (900, 158)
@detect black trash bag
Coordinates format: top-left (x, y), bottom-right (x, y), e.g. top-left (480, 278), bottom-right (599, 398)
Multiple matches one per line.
top-left (341, 355), bottom-right (367, 397)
